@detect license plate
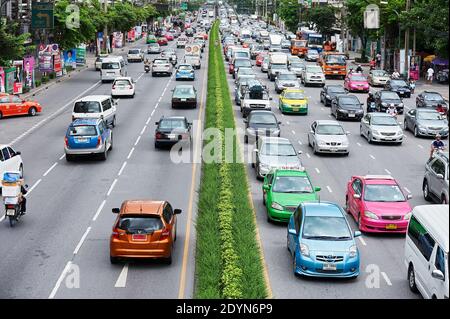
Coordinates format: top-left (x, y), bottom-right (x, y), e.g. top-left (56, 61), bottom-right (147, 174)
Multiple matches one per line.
top-left (168, 134), bottom-right (177, 139)
top-left (6, 209), bottom-right (15, 216)
top-left (77, 138), bottom-right (88, 143)
top-left (181, 98), bottom-right (187, 102)
top-left (323, 263), bottom-right (337, 271)
top-left (331, 148), bottom-right (338, 152)
top-left (386, 224), bottom-right (397, 230)
top-left (348, 113), bottom-right (356, 117)
top-left (333, 71), bottom-right (338, 74)
top-left (131, 234), bottom-right (147, 241)
top-left (292, 108), bottom-right (299, 112)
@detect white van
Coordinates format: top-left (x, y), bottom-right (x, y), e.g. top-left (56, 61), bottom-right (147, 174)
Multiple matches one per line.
top-left (101, 56), bottom-right (127, 83)
top-left (405, 204), bottom-right (449, 299)
top-left (0, 145), bottom-right (23, 188)
top-left (231, 48), bottom-right (251, 60)
top-left (72, 95), bottom-right (117, 127)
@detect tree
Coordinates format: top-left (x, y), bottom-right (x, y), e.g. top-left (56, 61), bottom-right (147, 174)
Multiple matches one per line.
top-left (0, 20), bottom-right (33, 66)
top-left (276, 0), bottom-right (299, 32)
top-left (304, 5), bottom-right (337, 38)
top-left (345, 0), bottom-right (373, 62)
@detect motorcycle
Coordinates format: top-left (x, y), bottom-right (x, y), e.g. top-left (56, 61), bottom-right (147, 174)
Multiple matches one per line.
top-left (2, 171), bottom-right (27, 227)
top-left (409, 81), bottom-right (416, 94)
top-left (144, 64), bottom-right (150, 73)
top-left (367, 101), bottom-right (377, 113)
top-left (4, 193), bottom-right (26, 227)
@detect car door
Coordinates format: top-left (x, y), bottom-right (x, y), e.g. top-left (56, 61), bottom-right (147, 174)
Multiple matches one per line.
top-left (308, 121), bottom-right (317, 146)
top-left (429, 158), bottom-right (446, 199)
top-left (344, 77), bottom-right (349, 90)
top-left (348, 178), bottom-right (363, 220)
top-left (361, 114), bottom-right (370, 137)
top-left (6, 147), bottom-right (20, 172)
top-left (320, 87), bottom-right (326, 102)
top-left (162, 203), bottom-right (175, 241)
top-left (288, 206), bottom-right (303, 254)
top-left (430, 245), bottom-right (447, 298)
top-left (405, 109), bottom-right (416, 130)
top-left (263, 172), bottom-right (274, 204)
top-left (0, 95), bottom-right (11, 116)
top-left (1, 147), bottom-right (12, 172)
top-left (11, 95), bottom-right (25, 114)
top-left (416, 93), bottom-right (423, 107)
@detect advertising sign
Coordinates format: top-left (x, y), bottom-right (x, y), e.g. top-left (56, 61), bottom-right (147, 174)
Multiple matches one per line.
top-left (127, 29), bottom-right (136, 42)
top-left (12, 60), bottom-right (23, 94)
top-left (23, 56), bottom-right (35, 89)
top-left (4, 67), bottom-right (16, 94)
top-left (0, 67), bottom-right (5, 93)
top-left (76, 45), bottom-right (86, 65)
top-left (113, 32), bottom-right (123, 48)
top-left (38, 43), bottom-right (59, 72)
top-left (64, 49), bottom-right (77, 69)
top-left (54, 53), bottom-right (62, 76)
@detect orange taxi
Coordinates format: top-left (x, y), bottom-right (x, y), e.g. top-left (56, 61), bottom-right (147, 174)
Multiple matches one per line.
top-left (110, 200), bottom-right (182, 264)
top-left (0, 93), bottom-right (42, 120)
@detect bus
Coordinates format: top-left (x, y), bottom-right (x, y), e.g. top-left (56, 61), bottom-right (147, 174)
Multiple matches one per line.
top-left (298, 29), bottom-right (323, 53)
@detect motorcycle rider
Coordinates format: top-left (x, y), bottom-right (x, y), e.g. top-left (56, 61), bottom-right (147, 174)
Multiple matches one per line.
top-left (430, 134), bottom-right (445, 159)
top-left (386, 104), bottom-right (398, 118)
top-left (366, 92), bottom-right (376, 113)
top-left (436, 103), bottom-right (447, 116)
top-left (408, 79), bottom-right (416, 94)
top-left (356, 65), bottom-right (363, 73)
top-left (19, 184), bottom-right (27, 215)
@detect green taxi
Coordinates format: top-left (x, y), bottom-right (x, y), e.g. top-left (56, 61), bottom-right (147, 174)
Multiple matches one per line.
top-left (278, 88), bottom-right (309, 114)
top-left (146, 34), bottom-right (157, 44)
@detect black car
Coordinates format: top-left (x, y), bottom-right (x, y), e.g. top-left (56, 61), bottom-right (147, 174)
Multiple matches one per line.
top-left (171, 85), bottom-right (198, 108)
top-left (374, 90), bottom-right (404, 113)
top-left (243, 110), bottom-right (281, 144)
top-left (436, 69), bottom-right (449, 83)
top-left (330, 94), bottom-right (364, 120)
top-left (320, 85), bottom-right (347, 107)
top-left (416, 91), bottom-right (448, 108)
top-left (384, 79), bottom-right (411, 98)
top-left (154, 116), bottom-right (192, 148)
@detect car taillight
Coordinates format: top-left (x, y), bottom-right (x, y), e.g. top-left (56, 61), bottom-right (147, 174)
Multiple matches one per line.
top-left (128, 85), bottom-right (133, 89)
top-left (160, 228), bottom-right (171, 240)
top-left (6, 204), bottom-right (15, 209)
top-left (112, 85), bottom-right (116, 89)
top-left (97, 136), bottom-right (102, 146)
top-left (64, 136), bottom-right (69, 147)
top-left (155, 132), bottom-right (162, 139)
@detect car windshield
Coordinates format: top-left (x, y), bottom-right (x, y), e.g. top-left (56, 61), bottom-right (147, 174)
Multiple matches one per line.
top-left (364, 184), bottom-right (406, 202)
top-left (114, 80), bottom-right (131, 86)
top-left (69, 125), bottom-right (97, 136)
top-left (235, 60), bottom-right (252, 67)
top-left (339, 97), bottom-right (361, 109)
top-left (235, 52), bottom-right (249, 58)
top-left (128, 49), bottom-right (140, 54)
top-left (391, 80), bottom-right (407, 86)
top-left (316, 125), bottom-right (345, 135)
top-left (102, 62), bottom-right (119, 69)
top-left (261, 142), bottom-right (297, 156)
top-left (178, 65), bottom-right (192, 71)
top-left (381, 92), bottom-right (401, 100)
top-left (417, 111), bottom-right (443, 120)
top-left (174, 87), bottom-right (194, 96)
top-left (74, 101), bottom-right (101, 113)
top-left (118, 215), bottom-right (163, 234)
top-left (372, 70), bottom-right (388, 77)
top-left (290, 63), bottom-right (304, 68)
top-left (249, 114), bottom-right (277, 125)
top-left (154, 59), bottom-right (168, 64)
top-left (306, 66), bottom-right (322, 73)
top-left (425, 93), bottom-right (445, 101)
top-left (302, 216), bottom-right (352, 240)
top-left (159, 119), bottom-right (186, 129)
top-left (325, 55), bottom-right (346, 65)
top-left (308, 50), bottom-right (318, 55)
top-left (278, 73), bottom-right (297, 80)
top-left (350, 75), bottom-right (367, 82)
top-left (272, 64), bottom-right (287, 69)
top-left (371, 115), bottom-right (398, 126)
top-left (239, 68), bottom-right (254, 75)
top-left (272, 176), bottom-right (313, 193)
top-left (284, 92), bottom-right (305, 100)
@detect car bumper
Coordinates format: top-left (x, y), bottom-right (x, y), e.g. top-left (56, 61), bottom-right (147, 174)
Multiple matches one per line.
top-left (324, 70), bottom-right (346, 76)
top-left (65, 144), bottom-right (105, 155)
top-left (294, 255), bottom-right (360, 278)
top-left (305, 79), bottom-right (325, 85)
top-left (315, 145), bottom-right (349, 154)
top-left (242, 106), bottom-right (271, 116)
top-left (111, 89), bottom-right (134, 96)
top-left (371, 133), bottom-right (404, 143)
top-left (176, 73), bottom-right (195, 80)
top-left (394, 91), bottom-right (411, 98)
top-left (152, 68), bottom-right (171, 73)
top-left (280, 105), bottom-right (308, 114)
top-left (360, 218), bottom-right (409, 233)
top-left (349, 86), bottom-right (370, 92)
top-left (127, 57), bottom-right (143, 61)
top-left (337, 112), bottom-right (364, 120)
top-left (172, 101), bottom-right (197, 108)
top-left (110, 241), bottom-right (172, 259)
top-left (267, 207), bottom-right (292, 222)
top-left (416, 128), bottom-right (449, 137)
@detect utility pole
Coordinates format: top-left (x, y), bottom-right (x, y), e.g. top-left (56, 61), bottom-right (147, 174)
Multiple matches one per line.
top-left (103, 0), bottom-right (108, 54)
top-left (404, 0), bottom-right (410, 78)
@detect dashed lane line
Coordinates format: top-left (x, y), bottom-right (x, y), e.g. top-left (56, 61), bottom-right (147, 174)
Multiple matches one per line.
top-left (49, 261), bottom-right (72, 299)
top-left (59, 154), bottom-right (66, 160)
top-left (43, 162), bottom-right (58, 177)
top-left (384, 169), bottom-right (392, 175)
top-left (140, 126), bottom-right (146, 135)
top-left (106, 179), bottom-right (118, 197)
top-left (134, 135), bottom-right (141, 146)
top-left (381, 272), bottom-right (393, 286)
top-left (25, 179), bottom-right (42, 197)
top-left (358, 236), bottom-right (367, 246)
top-left (326, 186), bottom-right (333, 193)
top-left (369, 154), bottom-right (376, 160)
top-left (73, 227), bottom-right (91, 255)
top-left (92, 200), bottom-right (106, 222)
top-left (114, 263), bottom-right (129, 288)
top-left (118, 161), bottom-right (127, 177)
top-left (315, 168), bottom-right (320, 174)
top-left (127, 147), bottom-right (135, 160)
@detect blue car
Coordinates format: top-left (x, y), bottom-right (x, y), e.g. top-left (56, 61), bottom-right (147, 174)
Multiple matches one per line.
top-left (64, 118), bottom-right (113, 161)
top-left (175, 63), bottom-right (195, 81)
top-left (287, 201), bottom-right (361, 278)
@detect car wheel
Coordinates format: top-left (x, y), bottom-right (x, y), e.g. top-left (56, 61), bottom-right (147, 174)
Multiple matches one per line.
top-left (408, 265), bottom-right (419, 293)
top-left (28, 107), bottom-right (37, 116)
top-left (414, 126), bottom-right (420, 137)
top-left (100, 147), bottom-right (108, 161)
top-left (112, 116), bottom-right (116, 128)
top-left (110, 256), bottom-right (120, 264)
top-left (368, 132), bottom-right (373, 144)
top-left (404, 120), bottom-right (408, 131)
top-left (154, 141), bottom-right (160, 149)
top-left (109, 133), bottom-right (113, 151)
top-left (263, 193), bottom-right (266, 206)
top-left (244, 135), bottom-right (248, 144)
top-left (19, 164), bottom-right (24, 178)
top-left (313, 143), bottom-right (318, 155)
top-left (164, 254), bottom-right (172, 265)
top-left (293, 255), bottom-right (299, 277)
top-left (423, 180), bottom-right (432, 201)
top-left (0, 111), bottom-right (3, 119)
top-left (65, 154), bottom-right (74, 162)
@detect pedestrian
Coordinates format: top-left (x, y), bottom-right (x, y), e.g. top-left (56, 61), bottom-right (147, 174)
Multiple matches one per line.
top-left (427, 66), bottom-right (435, 84)
top-left (376, 53), bottom-right (381, 67)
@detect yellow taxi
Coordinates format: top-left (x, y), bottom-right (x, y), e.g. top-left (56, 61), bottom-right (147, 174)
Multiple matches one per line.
top-left (278, 89), bottom-right (308, 115)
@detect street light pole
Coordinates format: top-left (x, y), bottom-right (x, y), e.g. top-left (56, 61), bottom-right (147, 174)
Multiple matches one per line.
top-left (404, 0), bottom-right (410, 78)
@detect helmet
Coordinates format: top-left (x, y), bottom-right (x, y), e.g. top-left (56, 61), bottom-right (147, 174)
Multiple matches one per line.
top-left (368, 92), bottom-right (373, 97)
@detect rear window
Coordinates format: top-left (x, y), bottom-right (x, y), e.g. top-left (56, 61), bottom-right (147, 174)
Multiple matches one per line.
top-left (74, 101), bottom-right (101, 113)
top-left (159, 119), bottom-right (186, 129)
top-left (69, 125), bottom-right (97, 136)
top-left (128, 49), bottom-right (140, 54)
top-left (114, 79), bottom-right (131, 86)
top-left (118, 215), bottom-right (164, 234)
top-left (102, 62), bottom-right (120, 70)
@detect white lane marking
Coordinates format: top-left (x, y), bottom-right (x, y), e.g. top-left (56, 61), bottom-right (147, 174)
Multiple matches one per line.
top-left (315, 168), bottom-right (320, 174)
top-left (10, 81), bottom-right (101, 146)
top-left (43, 162), bottom-right (58, 177)
top-left (298, 140), bottom-right (302, 145)
top-left (118, 161), bottom-right (127, 176)
top-left (291, 130), bottom-right (296, 135)
top-left (59, 154), bottom-right (66, 160)
top-left (73, 227), bottom-right (91, 255)
top-left (404, 187), bottom-right (411, 194)
top-left (369, 154), bottom-right (376, 160)
top-left (384, 169), bottom-right (392, 175)
top-left (92, 200), bottom-right (106, 221)
top-left (418, 144), bottom-right (424, 149)
top-left (146, 116), bottom-right (152, 125)
top-left (115, 263), bottom-right (129, 288)
top-left (49, 261), bottom-right (72, 299)
top-left (381, 272), bottom-right (393, 286)
top-left (0, 215), bottom-right (5, 222)
top-left (107, 179), bottom-right (118, 197)
top-left (127, 147), bottom-right (135, 159)
top-left (136, 73), bottom-right (144, 82)
top-left (357, 142), bottom-right (362, 147)
top-left (320, 107), bottom-right (324, 111)
top-left (306, 153), bottom-right (311, 158)
top-left (134, 135), bottom-right (141, 146)
top-left (140, 126), bottom-right (146, 135)
top-left (151, 109), bottom-right (155, 117)
top-left (286, 121), bottom-right (290, 125)
top-left (158, 96), bottom-right (162, 103)
top-left (155, 103), bottom-right (159, 109)
top-left (326, 186), bottom-right (333, 193)
top-left (358, 236), bottom-right (367, 246)
top-left (25, 179), bottom-right (42, 197)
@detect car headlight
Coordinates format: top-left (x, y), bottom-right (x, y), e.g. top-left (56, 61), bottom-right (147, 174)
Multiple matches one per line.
top-left (317, 140), bottom-right (326, 146)
top-left (326, 95), bottom-right (330, 99)
top-left (271, 202), bottom-right (283, 211)
top-left (371, 129), bottom-right (379, 135)
top-left (381, 102), bottom-right (387, 106)
top-left (403, 212), bottom-right (412, 220)
top-left (397, 130), bottom-right (404, 136)
top-left (349, 245), bottom-right (358, 258)
top-left (364, 211), bottom-right (379, 220)
top-left (399, 102), bottom-right (404, 107)
top-left (260, 163), bottom-right (270, 170)
top-left (418, 125), bottom-right (426, 131)
top-left (300, 243), bottom-right (309, 257)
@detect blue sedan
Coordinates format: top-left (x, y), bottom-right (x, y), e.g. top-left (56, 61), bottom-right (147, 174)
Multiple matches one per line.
top-left (287, 201), bottom-right (361, 278)
top-left (175, 63), bottom-right (195, 81)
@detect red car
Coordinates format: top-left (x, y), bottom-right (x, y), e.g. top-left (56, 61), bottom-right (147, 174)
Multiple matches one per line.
top-left (344, 73), bottom-right (370, 93)
top-left (0, 94), bottom-right (42, 119)
top-left (202, 33), bottom-right (208, 40)
top-left (164, 33), bottom-right (174, 41)
top-left (345, 175), bottom-right (413, 233)
top-left (157, 37), bottom-right (168, 46)
top-left (256, 53), bottom-right (267, 66)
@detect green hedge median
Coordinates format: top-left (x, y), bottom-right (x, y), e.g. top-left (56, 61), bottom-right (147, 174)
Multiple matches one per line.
top-left (194, 21), bottom-right (268, 299)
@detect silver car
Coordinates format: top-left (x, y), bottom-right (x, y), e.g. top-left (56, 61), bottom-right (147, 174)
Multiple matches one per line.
top-left (147, 43), bottom-right (161, 54)
top-left (236, 67), bottom-right (256, 83)
top-left (261, 56), bottom-right (269, 73)
top-left (244, 110), bottom-right (281, 144)
top-left (308, 120), bottom-right (350, 155)
top-left (127, 49), bottom-right (144, 62)
top-left (185, 55), bottom-right (201, 69)
top-left (275, 71), bottom-right (300, 94)
top-left (368, 69), bottom-right (390, 86)
top-left (289, 61), bottom-right (305, 77)
top-left (404, 108), bottom-right (449, 138)
top-left (252, 137), bottom-right (303, 180)
top-left (360, 113), bottom-right (404, 145)
top-left (151, 58), bottom-right (173, 76)
top-left (423, 151), bottom-right (449, 204)
top-left (305, 49), bottom-right (320, 61)
top-left (301, 65), bottom-right (325, 87)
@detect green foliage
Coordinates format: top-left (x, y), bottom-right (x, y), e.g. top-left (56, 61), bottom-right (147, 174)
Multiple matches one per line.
top-left (35, 80), bottom-right (41, 87)
top-left (0, 20), bottom-right (33, 66)
top-left (276, 0), bottom-right (300, 33)
top-left (304, 5), bottom-right (337, 38)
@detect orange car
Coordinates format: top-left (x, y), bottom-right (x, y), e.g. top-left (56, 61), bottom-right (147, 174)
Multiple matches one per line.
top-left (0, 94), bottom-right (42, 120)
top-left (110, 200), bottom-right (182, 264)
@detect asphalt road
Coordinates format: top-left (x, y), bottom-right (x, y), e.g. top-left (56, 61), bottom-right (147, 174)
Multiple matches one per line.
top-left (0, 38), bottom-right (207, 299)
top-left (223, 53), bottom-right (428, 299)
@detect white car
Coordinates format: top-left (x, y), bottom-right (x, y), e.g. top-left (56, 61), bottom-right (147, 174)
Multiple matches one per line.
top-left (127, 49), bottom-right (144, 62)
top-left (111, 77), bottom-right (135, 98)
top-left (360, 113), bottom-right (403, 145)
top-left (184, 55), bottom-right (201, 69)
top-left (177, 37), bottom-right (188, 48)
top-left (151, 58), bottom-right (173, 76)
top-left (72, 95), bottom-right (117, 127)
top-left (301, 65), bottom-right (325, 87)
top-left (95, 54), bottom-right (109, 71)
top-left (0, 145), bottom-right (23, 186)
top-left (307, 120), bottom-right (350, 155)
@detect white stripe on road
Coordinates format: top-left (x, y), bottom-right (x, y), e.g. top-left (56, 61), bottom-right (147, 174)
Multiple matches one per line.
top-left (151, 109), bottom-right (155, 117)
top-left (326, 186), bottom-right (333, 193)
top-left (49, 261), bottom-right (72, 299)
top-left (127, 147), bottom-right (135, 159)
top-left (59, 154), bottom-right (66, 160)
top-left (43, 162), bottom-right (58, 177)
top-left (291, 130), bottom-right (296, 135)
top-left (384, 169), bottom-right (392, 175)
top-left (115, 263), bottom-right (129, 288)
top-left (369, 154), bottom-right (376, 160)
top-left (404, 187), bottom-right (411, 194)
top-left (357, 142), bottom-right (362, 147)
top-left (107, 179), bottom-right (118, 197)
top-left (140, 126), bottom-right (147, 135)
top-left (92, 200), bottom-right (106, 221)
top-left (286, 121), bottom-right (290, 125)
top-left (146, 116), bottom-right (152, 125)
top-left (315, 168), bottom-right (320, 174)
top-left (358, 236), bottom-right (367, 246)
top-left (306, 153), bottom-right (311, 158)
top-left (25, 179), bottom-right (42, 197)
top-left (118, 161), bottom-right (127, 176)
top-left (381, 272), bottom-right (393, 286)
top-left (134, 135), bottom-right (141, 146)
top-left (0, 215), bottom-right (4, 223)
top-left (418, 144), bottom-right (424, 149)
top-left (298, 140), bottom-right (302, 145)
top-left (73, 227), bottom-right (91, 255)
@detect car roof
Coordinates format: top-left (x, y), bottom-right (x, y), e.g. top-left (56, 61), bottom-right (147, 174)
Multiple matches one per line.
top-left (0, 144), bottom-right (12, 149)
top-left (160, 116), bottom-right (187, 121)
top-left (113, 77), bottom-right (132, 81)
top-left (273, 169), bottom-right (308, 177)
top-left (260, 136), bottom-right (292, 144)
top-left (75, 95), bottom-right (111, 103)
top-left (120, 200), bottom-right (164, 216)
top-left (175, 84), bottom-right (194, 89)
top-left (303, 202), bottom-right (344, 217)
top-left (412, 205), bottom-right (449, 252)
top-left (283, 88), bottom-right (304, 93)
top-left (71, 118), bottom-right (101, 126)
top-left (315, 120), bottom-right (342, 126)
top-left (355, 175), bottom-right (397, 185)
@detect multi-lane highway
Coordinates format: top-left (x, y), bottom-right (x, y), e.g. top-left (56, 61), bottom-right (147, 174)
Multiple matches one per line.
top-left (0, 38), bottom-right (207, 299)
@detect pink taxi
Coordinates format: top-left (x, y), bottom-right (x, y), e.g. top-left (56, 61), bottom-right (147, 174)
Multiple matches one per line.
top-left (344, 73), bottom-right (370, 93)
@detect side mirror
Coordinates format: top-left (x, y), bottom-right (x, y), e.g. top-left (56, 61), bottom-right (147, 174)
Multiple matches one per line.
top-left (354, 230), bottom-right (362, 238)
top-left (431, 269), bottom-right (445, 281)
top-left (269, 96), bottom-right (273, 100)
top-left (263, 185), bottom-right (270, 191)
top-left (288, 228), bottom-right (297, 236)
top-left (353, 194), bottom-right (361, 199)
top-left (155, 121), bottom-right (159, 125)
top-left (278, 121), bottom-right (282, 125)
top-left (112, 208), bottom-right (120, 214)
top-left (436, 173), bottom-right (444, 180)
top-left (406, 194), bottom-right (413, 200)
top-left (174, 208), bottom-right (182, 215)
top-left (298, 150), bottom-right (303, 154)
top-left (24, 184), bottom-right (29, 188)
top-left (15, 151), bottom-right (21, 156)
top-left (314, 186), bottom-right (321, 192)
